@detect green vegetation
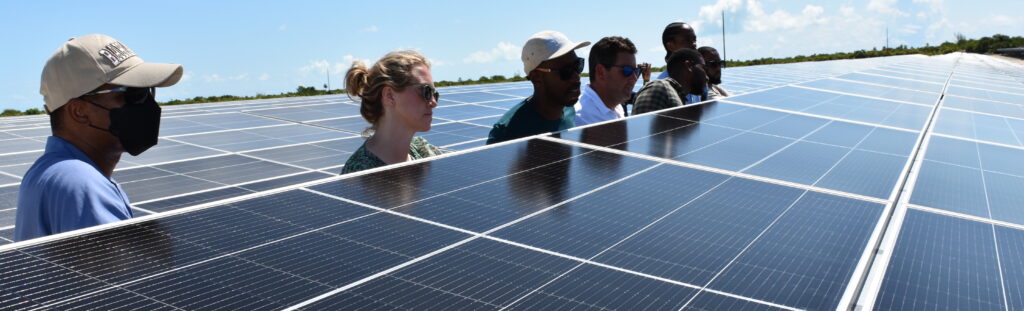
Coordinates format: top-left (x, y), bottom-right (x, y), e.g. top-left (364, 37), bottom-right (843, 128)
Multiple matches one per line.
top-left (653, 33), bottom-right (1024, 71)
top-left (1, 108), bottom-right (44, 117)
top-left (435, 74), bottom-right (527, 87)
top-left (3, 34), bottom-right (1021, 118)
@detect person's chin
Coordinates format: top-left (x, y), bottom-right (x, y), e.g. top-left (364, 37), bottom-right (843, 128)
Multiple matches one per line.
top-left (565, 87), bottom-right (581, 106)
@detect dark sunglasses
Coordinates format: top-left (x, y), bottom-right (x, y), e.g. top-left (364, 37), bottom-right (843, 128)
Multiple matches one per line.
top-left (605, 64), bottom-right (644, 77)
top-left (82, 86), bottom-right (156, 106)
top-left (705, 60), bottom-right (727, 68)
top-left (409, 83), bottom-right (439, 102)
top-left (535, 57), bottom-right (585, 80)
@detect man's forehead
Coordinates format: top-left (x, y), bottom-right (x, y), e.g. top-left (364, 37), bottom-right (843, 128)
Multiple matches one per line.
top-left (544, 52), bottom-right (577, 66)
top-left (702, 51), bottom-right (721, 61)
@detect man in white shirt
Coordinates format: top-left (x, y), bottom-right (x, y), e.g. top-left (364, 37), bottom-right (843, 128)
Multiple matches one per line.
top-left (574, 36), bottom-right (643, 126)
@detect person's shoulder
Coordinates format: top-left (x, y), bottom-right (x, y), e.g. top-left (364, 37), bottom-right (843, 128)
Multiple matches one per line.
top-left (410, 136), bottom-right (444, 159)
top-left (341, 142), bottom-right (380, 174)
top-left (487, 98), bottom-right (533, 144)
top-left (637, 79), bottom-right (671, 94)
top-left (25, 157), bottom-right (106, 189)
top-left (494, 98), bottom-right (530, 125)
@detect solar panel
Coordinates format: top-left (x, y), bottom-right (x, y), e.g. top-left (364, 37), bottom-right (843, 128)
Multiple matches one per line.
top-left (1, 53), bottom-right (1023, 310)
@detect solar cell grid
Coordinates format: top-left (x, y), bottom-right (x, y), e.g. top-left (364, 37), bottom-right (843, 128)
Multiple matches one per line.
top-left (2, 53), bottom-right (1024, 310)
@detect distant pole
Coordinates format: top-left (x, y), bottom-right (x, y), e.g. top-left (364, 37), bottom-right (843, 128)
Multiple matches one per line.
top-left (885, 27), bottom-right (889, 50)
top-left (326, 68), bottom-right (331, 92)
top-left (722, 11), bottom-right (727, 62)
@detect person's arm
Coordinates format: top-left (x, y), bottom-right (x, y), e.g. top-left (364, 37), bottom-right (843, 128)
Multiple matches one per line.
top-left (486, 123), bottom-right (507, 145)
top-left (632, 82), bottom-right (670, 115)
top-left (639, 63), bottom-right (652, 85)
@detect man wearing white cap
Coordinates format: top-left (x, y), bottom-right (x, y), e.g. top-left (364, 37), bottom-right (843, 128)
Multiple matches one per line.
top-left (486, 30), bottom-right (590, 144)
top-left (15, 34), bottom-right (183, 241)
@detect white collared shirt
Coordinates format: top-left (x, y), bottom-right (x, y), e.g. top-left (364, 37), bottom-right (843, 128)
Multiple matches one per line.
top-left (573, 84), bottom-right (625, 126)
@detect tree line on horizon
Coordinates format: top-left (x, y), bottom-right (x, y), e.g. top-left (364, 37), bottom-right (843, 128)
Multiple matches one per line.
top-left (3, 33), bottom-right (1022, 118)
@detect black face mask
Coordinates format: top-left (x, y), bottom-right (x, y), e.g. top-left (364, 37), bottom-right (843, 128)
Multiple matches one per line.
top-left (82, 87), bottom-right (161, 156)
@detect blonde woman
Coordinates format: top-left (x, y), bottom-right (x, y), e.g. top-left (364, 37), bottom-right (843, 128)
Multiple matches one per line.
top-left (341, 51), bottom-right (443, 174)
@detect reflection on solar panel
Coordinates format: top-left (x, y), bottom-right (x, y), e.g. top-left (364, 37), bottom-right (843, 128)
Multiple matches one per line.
top-left (2, 53), bottom-right (1023, 310)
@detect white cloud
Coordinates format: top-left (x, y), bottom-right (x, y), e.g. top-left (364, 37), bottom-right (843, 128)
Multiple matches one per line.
top-left (698, 0), bottom-right (744, 25)
top-left (987, 14), bottom-right (1022, 27)
top-left (463, 42), bottom-right (520, 63)
top-left (202, 73), bottom-right (248, 82)
top-left (362, 25), bottom-right (379, 32)
top-left (202, 74), bottom-right (222, 82)
top-left (867, 0), bottom-right (906, 16)
top-left (840, 5), bottom-right (855, 17)
top-left (900, 24), bottom-right (922, 35)
top-left (744, 1), bottom-right (827, 32)
top-left (692, 0), bottom-right (827, 34)
top-left (912, 0), bottom-right (944, 13)
top-left (278, 24), bottom-right (287, 31)
top-left (258, 73), bottom-right (271, 81)
top-left (300, 55), bottom-right (371, 76)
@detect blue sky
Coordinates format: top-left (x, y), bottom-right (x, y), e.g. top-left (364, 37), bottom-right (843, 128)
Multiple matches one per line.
top-left (2, 0), bottom-right (1021, 111)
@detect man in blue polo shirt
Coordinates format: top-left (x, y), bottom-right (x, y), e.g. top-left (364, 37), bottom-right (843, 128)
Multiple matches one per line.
top-left (15, 34), bottom-right (184, 241)
top-left (486, 31), bottom-right (590, 144)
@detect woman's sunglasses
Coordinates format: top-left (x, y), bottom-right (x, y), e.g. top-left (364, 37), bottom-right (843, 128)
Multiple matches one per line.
top-left (410, 83), bottom-right (440, 102)
top-left (534, 57), bottom-right (585, 80)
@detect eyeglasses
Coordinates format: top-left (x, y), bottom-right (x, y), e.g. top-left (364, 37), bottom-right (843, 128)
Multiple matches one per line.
top-left (534, 57), bottom-right (585, 80)
top-left (705, 60), bottom-right (727, 68)
top-left (604, 64), bottom-right (645, 78)
top-left (82, 86), bottom-right (156, 106)
top-left (409, 83), bottom-right (439, 102)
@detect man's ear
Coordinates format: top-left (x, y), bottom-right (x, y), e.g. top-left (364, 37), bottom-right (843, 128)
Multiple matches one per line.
top-left (528, 70), bottom-right (544, 85)
top-left (66, 99), bottom-right (91, 125)
top-left (595, 64), bottom-right (605, 82)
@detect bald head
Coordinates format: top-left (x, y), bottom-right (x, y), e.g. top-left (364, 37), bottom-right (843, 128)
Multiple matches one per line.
top-left (662, 22), bottom-right (697, 60)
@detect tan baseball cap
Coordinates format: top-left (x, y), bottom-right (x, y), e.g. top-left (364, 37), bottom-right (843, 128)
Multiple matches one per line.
top-left (521, 30), bottom-right (590, 74)
top-left (40, 34), bottom-right (184, 113)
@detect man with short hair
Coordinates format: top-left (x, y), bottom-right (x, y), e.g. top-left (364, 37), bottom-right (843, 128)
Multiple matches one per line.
top-left (487, 31), bottom-right (590, 144)
top-left (656, 22), bottom-right (697, 80)
top-left (632, 48), bottom-right (707, 115)
top-left (698, 46), bottom-right (730, 99)
top-left (15, 34), bottom-right (183, 241)
top-left (574, 36), bottom-right (642, 126)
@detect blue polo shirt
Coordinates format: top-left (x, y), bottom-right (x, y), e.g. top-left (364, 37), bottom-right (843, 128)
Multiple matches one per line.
top-left (15, 136), bottom-right (132, 241)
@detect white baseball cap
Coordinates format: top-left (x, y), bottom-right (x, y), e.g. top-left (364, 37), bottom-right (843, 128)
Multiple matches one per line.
top-left (40, 34), bottom-right (184, 113)
top-left (521, 30), bottom-right (590, 74)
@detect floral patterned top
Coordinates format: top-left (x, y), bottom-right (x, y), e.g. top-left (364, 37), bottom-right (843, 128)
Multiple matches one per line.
top-left (340, 136), bottom-right (444, 174)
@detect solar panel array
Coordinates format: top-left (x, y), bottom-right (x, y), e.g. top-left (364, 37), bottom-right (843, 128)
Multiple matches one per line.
top-left (0, 54), bottom-right (917, 244)
top-left (2, 53), bottom-right (1023, 310)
